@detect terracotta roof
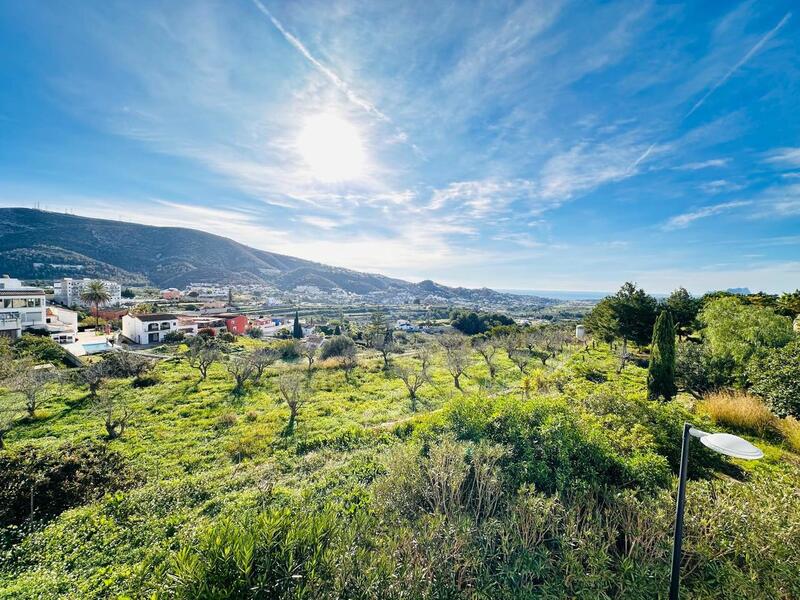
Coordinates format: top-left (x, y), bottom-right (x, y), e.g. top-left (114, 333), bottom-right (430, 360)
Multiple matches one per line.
top-left (132, 313), bottom-right (178, 322)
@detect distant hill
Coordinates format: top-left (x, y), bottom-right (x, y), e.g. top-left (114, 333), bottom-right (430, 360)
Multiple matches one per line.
top-left (0, 208), bottom-right (551, 306)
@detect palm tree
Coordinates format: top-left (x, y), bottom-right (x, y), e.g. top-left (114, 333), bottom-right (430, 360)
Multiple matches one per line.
top-left (80, 280), bottom-right (111, 330)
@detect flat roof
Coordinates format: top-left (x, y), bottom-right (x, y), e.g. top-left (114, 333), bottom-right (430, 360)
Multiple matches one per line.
top-left (132, 313), bottom-right (178, 322)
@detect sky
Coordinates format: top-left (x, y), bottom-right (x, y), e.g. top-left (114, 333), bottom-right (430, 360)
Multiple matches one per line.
top-left (1, 1), bottom-right (799, 294)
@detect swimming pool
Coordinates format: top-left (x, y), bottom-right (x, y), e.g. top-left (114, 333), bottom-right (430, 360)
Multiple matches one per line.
top-left (83, 342), bottom-right (112, 354)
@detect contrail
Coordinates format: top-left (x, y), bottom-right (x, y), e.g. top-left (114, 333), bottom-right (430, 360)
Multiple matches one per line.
top-left (686, 12), bottom-right (791, 118)
top-left (630, 11), bottom-right (791, 170)
top-left (251, 0), bottom-right (424, 157)
top-left (252, 0), bottom-right (391, 122)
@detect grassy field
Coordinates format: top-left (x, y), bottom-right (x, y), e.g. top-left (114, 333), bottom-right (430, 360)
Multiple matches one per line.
top-left (1, 337), bottom-right (799, 598)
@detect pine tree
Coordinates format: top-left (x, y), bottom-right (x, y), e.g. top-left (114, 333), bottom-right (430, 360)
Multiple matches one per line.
top-left (648, 310), bottom-right (677, 401)
top-left (292, 310), bottom-right (303, 339)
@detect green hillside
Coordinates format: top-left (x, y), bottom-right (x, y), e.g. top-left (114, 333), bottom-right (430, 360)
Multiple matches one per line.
top-left (1, 325), bottom-right (798, 598)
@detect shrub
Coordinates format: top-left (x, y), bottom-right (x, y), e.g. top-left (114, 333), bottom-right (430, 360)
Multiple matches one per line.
top-left (0, 442), bottom-right (139, 526)
top-left (218, 332), bottom-right (236, 343)
top-left (748, 339), bottom-right (800, 418)
top-left (12, 334), bottom-right (69, 365)
top-left (168, 509), bottom-right (342, 598)
top-left (675, 341), bottom-right (733, 398)
top-left (699, 391), bottom-right (776, 437)
top-left (163, 331), bottom-right (185, 343)
top-left (319, 335), bottom-right (356, 360)
top-left (270, 339), bottom-right (299, 361)
top-left (214, 412), bottom-right (238, 430)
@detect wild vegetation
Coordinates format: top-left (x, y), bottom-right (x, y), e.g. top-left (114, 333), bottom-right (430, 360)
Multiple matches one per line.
top-left (0, 288), bottom-right (799, 598)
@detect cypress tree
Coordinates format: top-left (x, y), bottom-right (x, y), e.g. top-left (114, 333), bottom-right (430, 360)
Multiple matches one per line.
top-left (292, 310), bottom-right (303, 339)
top-left (647, 310), bottom-right (677, 401)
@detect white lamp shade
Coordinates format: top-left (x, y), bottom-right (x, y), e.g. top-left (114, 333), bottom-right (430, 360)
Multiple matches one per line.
top-left (699, 433), bottom-right (764, 460)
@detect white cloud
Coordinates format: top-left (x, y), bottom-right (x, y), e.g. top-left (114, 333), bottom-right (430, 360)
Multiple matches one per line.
top-left (663, 200), bottom-right (752, 230)
top-left (698, 179), bottom-right (743, 194)
top-left (765, 147), bottom-right (800, 168)
top-left (674, 158), bottom-right (730, 170)
top-left (299, 215), bottom-right (340, 230)
top-left (428, 179), bottom-right (546, 217)
top-left (540, 139), bottom-right (656, 200)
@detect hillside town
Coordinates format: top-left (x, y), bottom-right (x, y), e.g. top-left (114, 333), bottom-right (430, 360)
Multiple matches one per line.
top-left (0, 274), bottom-right (474, 361)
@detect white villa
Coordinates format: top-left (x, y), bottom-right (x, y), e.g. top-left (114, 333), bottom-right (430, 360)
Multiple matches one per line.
top-left (121, 313), bottom-right (179, 345)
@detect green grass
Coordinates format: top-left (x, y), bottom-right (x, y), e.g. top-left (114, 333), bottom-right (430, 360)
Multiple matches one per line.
top-left (1, 338), bottom-right (799, 598)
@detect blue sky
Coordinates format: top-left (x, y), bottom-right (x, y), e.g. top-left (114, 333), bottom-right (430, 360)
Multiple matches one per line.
top-left (1, 1), bottom-right (799, 293)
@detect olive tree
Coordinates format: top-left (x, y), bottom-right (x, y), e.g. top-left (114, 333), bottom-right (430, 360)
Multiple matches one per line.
top-left (226, 354), bottom-right (256, 395)
top-left (93, 387), bottom-right (134, 439)
top-left (472, 336), bottom-right (498, 379)
top-left (393, 344), bottom-right (432, 411)
top-left (439, 333), bottom-right (471, 391)
top-left (186, 337), bottom-right (223, 381)
top-left (301, 336), bottom-right (323, 372)
top-left (8, 361), bottom-right (56, 418)
top-left (276, 372), bottom-right (308, 433)
top-left (74, 360), bottom-right (111, 398)
top-left (250, 347), bottom-right (278, 382)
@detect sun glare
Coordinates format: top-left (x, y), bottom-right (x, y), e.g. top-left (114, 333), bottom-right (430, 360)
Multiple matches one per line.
top-left (296, 112), bottom-right (367, 182)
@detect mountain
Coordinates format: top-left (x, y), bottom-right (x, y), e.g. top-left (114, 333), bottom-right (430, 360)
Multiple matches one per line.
top-left (0, 208), bottom-right (552, 306)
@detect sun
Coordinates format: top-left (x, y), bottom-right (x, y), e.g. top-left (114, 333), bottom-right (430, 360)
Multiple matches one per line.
top-left (296, 112), bottom-right (367, 182)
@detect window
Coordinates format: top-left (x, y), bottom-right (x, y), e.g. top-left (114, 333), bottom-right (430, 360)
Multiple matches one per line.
top-left (147, 323), bottom-right (159, 331)
top-left (160, 322), bottom-right (172, 330)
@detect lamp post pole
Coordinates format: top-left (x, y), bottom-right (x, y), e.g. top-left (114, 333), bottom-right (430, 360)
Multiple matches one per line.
top-left (668, 423), bottom-right (762, 599)
top-left (669, 422), bottom-right (691, 600)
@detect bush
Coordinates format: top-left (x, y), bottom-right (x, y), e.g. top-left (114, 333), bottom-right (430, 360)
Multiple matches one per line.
top-left (0, 442), bottom-right (139, 526)
top-left (319, 335), bottom-right (356, 360)
top-left (270, 339), bottom-right (299, 361)
top-left (12, 335), bottom-right (69, 365)
top-left (699, 391), bottom-right (776, 437)
top-left (675, 341), bottom-right (733, 398)
top-left (218, 332), bottom-right (235, 343)
top-left (748, 339), bottom-right (800, 418)
top-left (168, 509), bottom-right (342, 598)
top-left (163, 331), bottom-right (185, 343)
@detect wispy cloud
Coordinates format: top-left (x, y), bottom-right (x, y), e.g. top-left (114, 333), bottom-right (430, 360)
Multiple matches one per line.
top-left (663, 200), bottom-right (752, 230)
top-left (428, 179), bottom-right (543, 218)
top-left (764, 147), bottom-right (800, 168)
top-left (686, 12), bottom-right (792, 117)
top-left (698, 179), bottom-right (743, 194)
top-left (674, 158), bottom-right (730, 171)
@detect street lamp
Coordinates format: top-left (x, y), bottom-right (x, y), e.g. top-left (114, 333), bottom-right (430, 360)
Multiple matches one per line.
top-left (669, 423), bottom-right (763, 600)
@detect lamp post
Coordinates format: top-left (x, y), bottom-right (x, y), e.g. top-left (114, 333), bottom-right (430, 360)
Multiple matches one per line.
top-left (669, 423), bottom-right (763, 600)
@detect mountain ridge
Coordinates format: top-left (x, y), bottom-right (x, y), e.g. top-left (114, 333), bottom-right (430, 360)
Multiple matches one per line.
top-left (0, 208), bottom-right (552, 306)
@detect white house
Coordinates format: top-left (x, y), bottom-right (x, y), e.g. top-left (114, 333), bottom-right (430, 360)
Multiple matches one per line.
top-left (53, 277), bottom-right (122, 307)
top-left (46, 306), bottom-right (79, 344)
top-left (122, 313), bottom-right (178, 345)
top-left (0, 275), bottom-right (46, 339)
top-left (395, 319), bottom-right (417, 332)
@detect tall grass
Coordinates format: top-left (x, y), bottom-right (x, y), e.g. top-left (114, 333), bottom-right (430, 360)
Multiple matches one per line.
top-left (699, 391), bottom-right (776, 437)
top-left (779, 417), bottom-right (800, 453)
